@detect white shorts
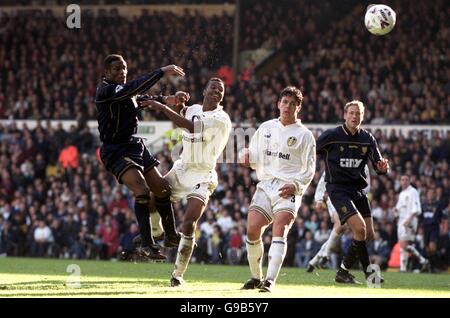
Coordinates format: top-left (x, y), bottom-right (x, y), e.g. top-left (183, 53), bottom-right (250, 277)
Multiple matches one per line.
top-left (397, 219), bottom-right (418, 242)
top-left (326, 197), bottom-right (338, 222)
top-left (249, 179), bottom-right (302, 222)
top-left (165, 162), bottom-right (217, 205)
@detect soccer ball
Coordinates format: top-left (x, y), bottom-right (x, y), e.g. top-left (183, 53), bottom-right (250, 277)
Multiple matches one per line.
top-left (364, 4), bottom-right (396, 35)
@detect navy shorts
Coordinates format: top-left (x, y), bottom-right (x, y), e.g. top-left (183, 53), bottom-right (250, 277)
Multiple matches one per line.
top-left (326, 184), bottom-right (372, 225)
top-left (100, 137), bottom-right (159, 184)
top-left (423, 225), bottom-right (439, 246)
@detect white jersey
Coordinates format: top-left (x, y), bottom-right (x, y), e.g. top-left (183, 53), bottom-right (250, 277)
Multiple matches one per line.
top-left (395, 185), bottom-right (421, 223)
top-left (176, 104), bottom-right (231, 183)
top-left (248, 118), bottom-right (316, 195)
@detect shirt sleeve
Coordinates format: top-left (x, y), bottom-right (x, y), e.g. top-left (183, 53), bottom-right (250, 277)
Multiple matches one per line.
top-left (395, 193), bottom-right (403, 211)
top-left (316, 129), bottom-right (333, 156)
top-left (292, 131), bottom-right (316, 195)
top-left (368, 133), bottom-right (387, 175)
top-left (314, 172), bottom-right (326, 202)
top-left (95, 69), bottom-right (164, 103)
top-left (248, 126), bottom-right (261, 170)
top-left (410, 189), bottom-right (422, 215)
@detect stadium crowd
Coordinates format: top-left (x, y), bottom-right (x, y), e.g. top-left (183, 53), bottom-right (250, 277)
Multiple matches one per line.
top-left (0, 120), bottom-right (448, 271)
top-left (1, 1), bottom-right (449, 125)
top-left (0, 0), bottom-right (449, 272)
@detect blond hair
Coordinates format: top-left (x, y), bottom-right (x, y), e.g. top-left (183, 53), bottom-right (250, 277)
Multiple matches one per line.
top-left (344, 100), bottom-right (365, 113)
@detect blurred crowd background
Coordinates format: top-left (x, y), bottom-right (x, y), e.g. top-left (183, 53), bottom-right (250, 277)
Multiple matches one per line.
top-left (0, 0), bottom-right (449, 272)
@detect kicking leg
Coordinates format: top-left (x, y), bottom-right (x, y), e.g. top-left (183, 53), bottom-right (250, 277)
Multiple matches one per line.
top-left (171, 197), bottom-right (206, 285)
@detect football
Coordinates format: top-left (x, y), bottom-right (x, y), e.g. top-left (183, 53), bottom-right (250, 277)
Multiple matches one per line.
top-left (364, 4), bottom-right (396, 35)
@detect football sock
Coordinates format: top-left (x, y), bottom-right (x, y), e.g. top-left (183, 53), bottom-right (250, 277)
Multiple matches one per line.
top-left (266, 237), bottom-right (287, 282)
top-left (173, 234), bottom-right (195, 278)
top-left (357, 240), bottom-right (371, 275)
top-left (342, 239), bottom-right (361, 270)
top-left (134, 194), bottom-right (154, 246)
top-left (246, 237), bottom-right (264, 280)
top-left (400, 247), bottom-right (409, 271)
top-left (325, 228), bottom-right (341, 256)
top-left (154, 195), bottom-right (177, 238)
top-left (406, 245), bottom-right (426, 264)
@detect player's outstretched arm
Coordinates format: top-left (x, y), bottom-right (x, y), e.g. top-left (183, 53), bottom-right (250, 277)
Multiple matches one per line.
top-left (161, 65), bottom-right (185, 77)
top-left (140, 100), bottom-right (195, 133)
top-left (96, 65), bottom-right (184, 103)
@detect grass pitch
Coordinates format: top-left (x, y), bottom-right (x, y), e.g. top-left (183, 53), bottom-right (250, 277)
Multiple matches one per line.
top-left (0, 257), bottom-right (449, 298)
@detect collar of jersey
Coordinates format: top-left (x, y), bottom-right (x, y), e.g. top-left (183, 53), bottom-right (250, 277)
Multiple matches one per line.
top-left (276, 118), bottom-right (302, 128)
top-left (342, 124), bottom-right (360, 136)
top-left (202, 105), bottom-right (223, 113)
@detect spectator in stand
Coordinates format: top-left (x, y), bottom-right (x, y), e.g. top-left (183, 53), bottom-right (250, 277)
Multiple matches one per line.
top-left (32, 219), bottom-right (53, 257)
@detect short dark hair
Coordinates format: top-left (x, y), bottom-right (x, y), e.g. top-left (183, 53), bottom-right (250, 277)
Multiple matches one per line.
top-left (207, 77), bottom-right (224, 87)
top-left (104, 54), bottom-right (124, 70)
top-left (279, 86), bottom-right (303, 107)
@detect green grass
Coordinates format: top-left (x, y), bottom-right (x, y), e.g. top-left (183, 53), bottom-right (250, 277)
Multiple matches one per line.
top-left (0, 257), bottom-right (449, 297)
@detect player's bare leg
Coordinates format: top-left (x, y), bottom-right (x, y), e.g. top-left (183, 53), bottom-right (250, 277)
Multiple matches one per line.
top-left (171, 198), bottom-right (206, 286)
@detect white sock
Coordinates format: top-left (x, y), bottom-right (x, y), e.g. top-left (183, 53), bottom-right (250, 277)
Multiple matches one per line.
top-left (266, 236), bottom-right (287, 283)
top-left (309, 242), bottom-right (328, 266)
top-left (246, 237), bottom-right (263, 280)
top-left (400, 248), bottom-right (409, 271)
top-left (325, 229), bottom-right (341, 256)
top-left (150, 211), bottom-right (164, 238)
top-left (407, 245), bottom-right (426, 264)
top-left (172, 234), bottom-right (195, 278)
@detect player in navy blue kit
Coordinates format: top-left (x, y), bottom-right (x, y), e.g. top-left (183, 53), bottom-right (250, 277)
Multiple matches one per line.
top-left (421, 189), bottom-right (444, 273)
top-left (95, 54), bottom-right (188, 260)
top-left (316, 100), bottom-right (389, 284)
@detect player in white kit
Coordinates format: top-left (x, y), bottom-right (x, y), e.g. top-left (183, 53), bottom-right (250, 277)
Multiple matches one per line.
top-left (239, 86), bottom-right (316, 292)
top-left (394, 175), bottom-right (428, 272)
top-left (307, 166), bottom-right (370, 272)
top-left (142, 78), bottom-right (232, 286)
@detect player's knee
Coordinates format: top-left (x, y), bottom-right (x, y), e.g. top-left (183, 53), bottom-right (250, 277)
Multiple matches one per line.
top-left (247, 223), bottom-right (262, 240)
top-left (335, 225), bottom-right (345, 235)
top-left (151, 179), bottom-right (171, 198)
top-left (132, 183), bottom-right (150, 198)
top-left (354, 226), bottom-right (366, 240)
top-left (366, 230), bottom-right (375, 242)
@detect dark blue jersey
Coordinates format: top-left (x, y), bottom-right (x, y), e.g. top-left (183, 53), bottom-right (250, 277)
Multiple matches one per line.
top-left (95, 69), bottom-right (164, 144)
top-left (316, 125), bottom-right (386, 190)
top-left (421, 201), bottom-right (443, 226)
